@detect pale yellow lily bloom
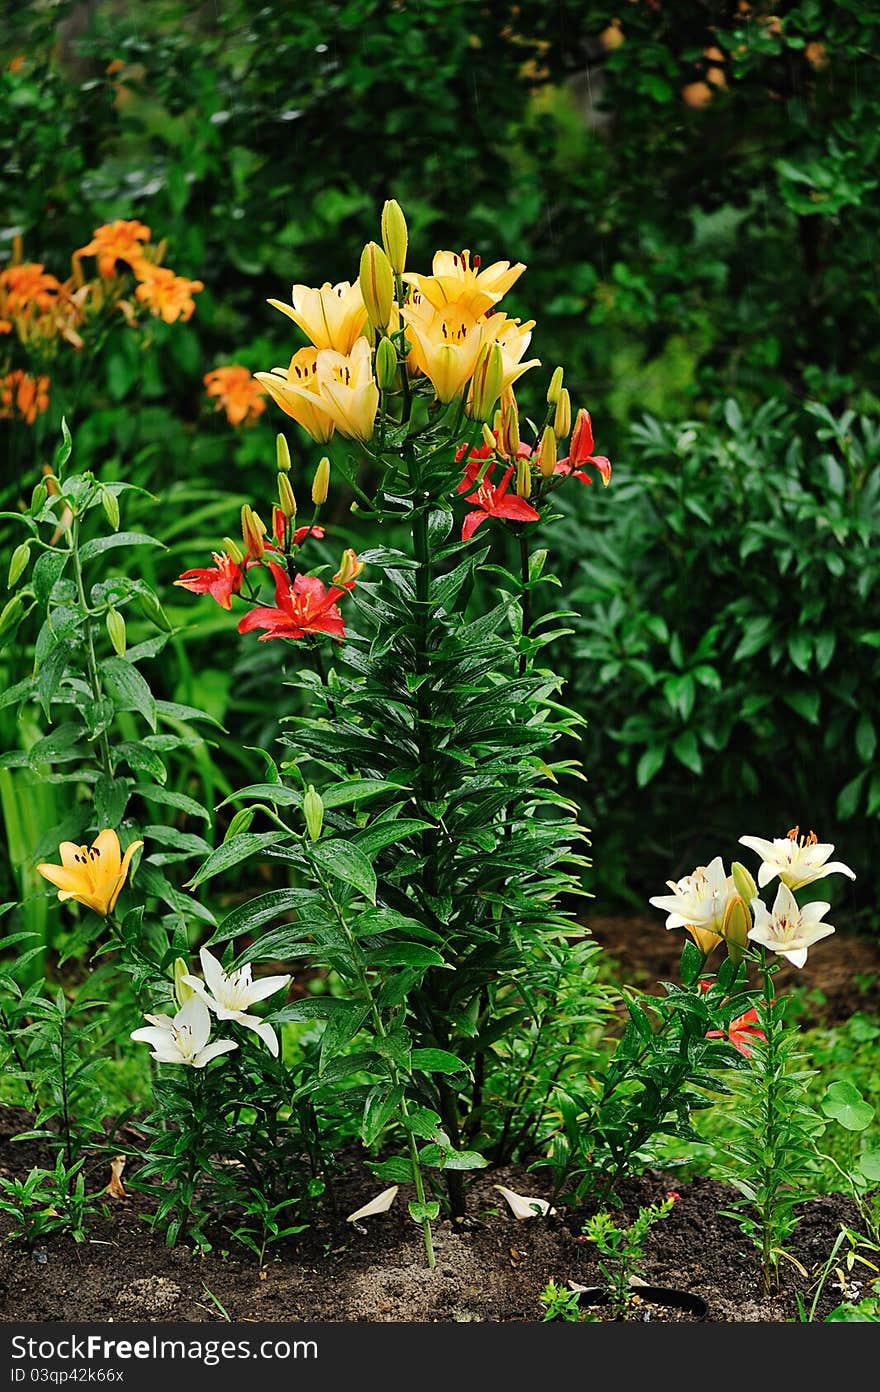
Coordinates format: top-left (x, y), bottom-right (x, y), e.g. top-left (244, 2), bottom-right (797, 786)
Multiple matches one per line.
top-left (268, 279), bottom-right (367, 354)
top-left (255, 348), bottom-right (335, 444)
top-left (404, 249), bottom-right (526, 317)
top-left (37, 828), bottom-right (143, 917)
top-left (315, 337), bottom-right (379, 442)
top-left (482, 313), bottom-right (541, 394)
top-left (402, 298), bottom-right (485, 403)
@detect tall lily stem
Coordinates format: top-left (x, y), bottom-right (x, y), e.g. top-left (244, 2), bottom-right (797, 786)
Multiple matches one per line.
top-left (758, 947), bottom-right (781, 1295)
top-left (69, 516), bottom-right (113, 780)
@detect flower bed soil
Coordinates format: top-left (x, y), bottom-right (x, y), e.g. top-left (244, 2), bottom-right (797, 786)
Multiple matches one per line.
top-left (0, 1105), bottom-right (862, 1324)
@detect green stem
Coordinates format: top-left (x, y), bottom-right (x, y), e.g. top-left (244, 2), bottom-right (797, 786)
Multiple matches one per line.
top-left (69, 519), bottom-right (113, 781)
top-left (759, 948), bottom-right (780, 1295)
top-left (518, 531), bottom-right (531, 678)
top-left (308, 852), bottom-right (435, 1268)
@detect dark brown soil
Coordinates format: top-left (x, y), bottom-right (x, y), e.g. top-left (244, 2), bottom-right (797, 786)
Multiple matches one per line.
top-left (0, 1105), bottom-right (864, 1324)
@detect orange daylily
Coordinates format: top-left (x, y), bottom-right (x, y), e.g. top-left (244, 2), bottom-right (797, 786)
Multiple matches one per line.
top-left (37, 829), bottom-right (143, 917)
top-left (135, 266), bottom-right (204, 323)
top-left (204, 366), bottom-right (266, 426)
top-left (76, 220), bottom-right (152, 279)
top-left (269, 279), bottom-right (367, 354)
top-left (0, 370), bottom-right (50, 425)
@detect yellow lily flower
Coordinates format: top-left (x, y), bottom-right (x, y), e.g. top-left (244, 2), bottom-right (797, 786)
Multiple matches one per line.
top-left (482, 314), bottom-right (541, 394)
top-left (403, 249), bottom-right (525, 317)
top-left (315, 337), bottom-right (379, 442)
top-left (255, 348), bottom-right (335, 444)
top-left (37, 828), bottom-right (143, 917)
top-left (268, 280), bottom-right (367, 354)
top-left (402, 298), bottom-right (485, 403)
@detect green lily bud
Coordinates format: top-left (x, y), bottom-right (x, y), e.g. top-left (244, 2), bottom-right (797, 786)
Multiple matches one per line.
top-left (225, 807), bottom-right (255, 840)
top-left (375, 335), bottom-right (398, 391)
top-left (106, 608), bottom-right (126, 656)
top-left (359, 241), bottom-right (394, 333)
top-left (137, 589), bottom-right (173, 633)
top-left (0, 594), bottom-right (26, 643)
top-left (173, 957), bottom-right (194, 1008)
top-left (731, 861), bottom-right (758, 906)
top-left (278, 471), bottom-right (297, 520)
top-left (276, 432), bottom-right (292, 472)
top-left (241, 504), bottom-right (267, 561)
top-left (469, 343), bottom-right (504, 423)
top-left (554, 387), bottom-right (571, 440)
top-left (381, 199), bottom-right (408, 275)
top-left (538, 425), bottom-right (557, 478)
top-left (722, 894), bottom-right (751, 966)
top-left (222, 536), bottom-right (244, 566)
top-left (481, 423), bottom-right (496, 452)
top-left (312, 456), bottom-right (331, 506)
top-left (101, 487), bottom-right (120, 531)
top-left (30, 482), bottom-right (47, 514)
top-left (546, 366), bottom-right (564, 405)
top-left (303, 785), bottom-right (324, 841)
top-left (516, 453), bottom-right (531, 500)
top-left (7, 542), bottom-right (31, 589)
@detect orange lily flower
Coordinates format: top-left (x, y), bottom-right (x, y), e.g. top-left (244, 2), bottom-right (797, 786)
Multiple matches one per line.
top-left (37, 829), bottom-right (143, 917)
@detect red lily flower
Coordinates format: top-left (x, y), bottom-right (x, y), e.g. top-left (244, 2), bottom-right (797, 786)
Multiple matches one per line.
top-left (237, 561), bottom-right (347, 642)
top-left (175, 552), bottom-right (243, 610)
top-left (461, 466), bottom-right (540, 541)
top-left (555, 408), bottom-right (611, 487)
top-left (706, 1008), bottom-right (766, 1058)
top-left (456, 442), bottom-right (496, 493)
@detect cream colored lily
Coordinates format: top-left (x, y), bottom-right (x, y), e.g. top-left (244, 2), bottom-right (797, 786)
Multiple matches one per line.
top-left (739, 828), bottom-right (856, 891)
top-left (648, 854), bottom-right (744, 957)
top-left (748, 881), bottom-right (835, 968)
top-left (315, 337), bottom-right (380, 442)
top-left (402, 298), bottom-right (485, 403)
top-left (404, 249), bottom-right (525, 317)
top-left (130, 996), bottom-right (237, 1068)
top-left (37, 828), bottom-right (142, 917)
top-left (268, 279), bottom-right (367, 354)
top-left (255, 348), bottom-right (335, 444)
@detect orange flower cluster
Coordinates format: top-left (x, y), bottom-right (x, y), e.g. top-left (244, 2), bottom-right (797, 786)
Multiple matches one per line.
top-left (0, 222), bottom-right (204, 428)
top-left (0, 369), bottom-right (50, 424)
top-left (204, 366), bottom-right (267, 427)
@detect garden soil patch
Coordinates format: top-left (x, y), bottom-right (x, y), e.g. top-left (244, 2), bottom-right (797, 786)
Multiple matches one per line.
top-left (0, 1108), bottom-right (862, 1324)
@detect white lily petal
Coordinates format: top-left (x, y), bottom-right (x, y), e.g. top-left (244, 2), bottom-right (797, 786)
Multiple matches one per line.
top-left (238, 1014), bottom-right (280, 1057)
top-left (346, 1186), bottom-right (399, 1222)
top-left (239, 973), bottom-right (291, 1006)
top-left (493, 1185), bottom-right (556, 1220)
top-left (177, 994), bottom-right (212, 1053)
top-left (199, 947), bottom-right (228, 1000)
top-left (192, 1040), bottom-right (238, 1068)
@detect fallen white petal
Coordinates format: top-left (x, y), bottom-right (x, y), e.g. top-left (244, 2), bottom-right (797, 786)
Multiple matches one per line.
top-left (494, 1184), bottom-right (556, 1220)
top-left (346, 1186), bottom-right (399, 1222)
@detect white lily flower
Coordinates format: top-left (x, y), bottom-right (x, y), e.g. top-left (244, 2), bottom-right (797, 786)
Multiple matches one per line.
top-left (346, 1186), bottom-right (399, 1222)
top-left (748, 881), bottom-right (835, 968)
top-left (648, 855), bottom-right (739, 953)
top-left (739, 828), bottom-right (856, 891)
top-left (130, 995), bottom-right (237, 1068)
top-left (494, 1185), bottom-right (556, 1220)
top-left (182, 948), bottom-right (291, 1057)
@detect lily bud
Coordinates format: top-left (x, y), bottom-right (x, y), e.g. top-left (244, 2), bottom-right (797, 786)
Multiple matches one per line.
top-left (546, 366), bottom-right (564, 405)
top-left (731, 861), bottom-right (758, 905)
top-left (101, 487), bottom-right (120, 531)
top-left (7, 542), bottom-right (30, 589)
top-left (381, 199), bottom-right (408, 275)
top-left (0, 595), bottom-right (25, 643)
top-left (538, 426), bottom-right (557, 478)
top-left (502, 398), bottom-right (521, 457)
top-left (359, 241), bottom-right (394, 333)
top-left (173, 957), bottom-right (194, 1008)
top-left (225, 806), bottom-right (255, 840)
top-left (277, 471), bottom-right (297, 520)
top-left (312, 456), bottom-right (331, 506)
top-left (516, 453), bottom-right (531, 500)
top-left (30, 481), bottom-right (47, 513)
top-left (721, 894), bottom-right (751, 966)
top-left (303, 785), bottom-right (324, 841)
top-left (333, 548), bottom-right (364, 590)
top-left (240, 504), bottom-right (267, 561)
top-left (481, 423), bottom-right (496, 452)
top-left (222, 536), bottom-right (244, 566)
top-left (554, 387), bottom-right (571, 440)
top-left (375, 335), bottom-right (398, 391)
top-left (106, 608), bottom-right (126, 656)
top-left (276, 433), bottom-right (292, 473)
top-left (469, 343), bottom-right (504, 422)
